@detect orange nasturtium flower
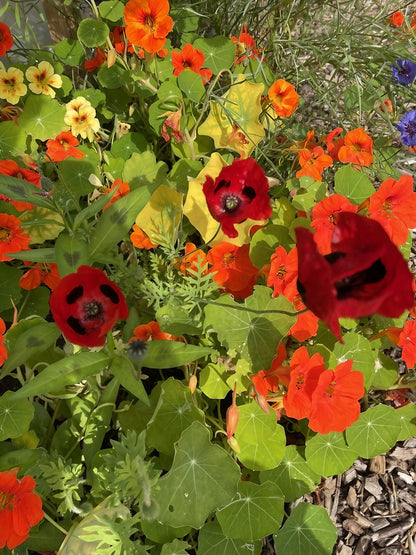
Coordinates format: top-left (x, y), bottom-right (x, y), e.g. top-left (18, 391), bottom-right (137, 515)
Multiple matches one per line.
top-left (398, 318), bottom-right (416, 369)
top-left (46, 131), bottom-right (85, 162)
top-left (130, 224), bottom-right (158, 249)
top-left (268, 79), bottom-right (299, 118)
top-left (25, 61), bottom-right (62, 98)
top-left (179, 242), bottom-right (208, 276)
top-left (0, 67), bottom-right (27, 104)
top-left (0, 159), bottom-right (42, 211)
top-left (19, 262), bottom-right (60, 291)
top-left (0, 214), bottom-right (31, 261)
top-left (230, 25), bottom-right (261, 65)
top-left (85, 48), bottom-right (106, 72)
top-left (368, 174), bottom-right (416, 246)
top-left (252, 342), bottom-right (288, 398)
top-left (160, 103), bottom-right (184, 143)
top-left (171, 43), bottom-right (213, 84)
top-left (288, 294), bottom-right (319, 342)
top-left (102, 179), bottom-right (130, 211)
top-left (124, 0), bottom-right (173, 53)
top-left (267, 246), bottom-right (298, 299)
top-left (0, 470), bottom-right (43, 550)
top-left (387, 11), bottom-right (404, 27)
top-left (296, 147), bottom-right (333, 181)
top-left (337, 127), bottom-right (373, 167)
top-left (131, 320), bottom-right (177, 341)
top-left (0, 317), bottom-right (7, 367)
top-left (0, 22), bottom-right (13, 56)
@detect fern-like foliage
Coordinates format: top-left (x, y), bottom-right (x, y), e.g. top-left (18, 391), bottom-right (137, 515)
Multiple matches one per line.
top-left (39, 455), bottom-right (85, 516)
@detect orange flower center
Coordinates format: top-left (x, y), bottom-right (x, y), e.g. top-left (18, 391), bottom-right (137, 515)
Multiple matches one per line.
top-left (329, 211), bottom-right (340, 224)
top-left (325, 382), bottom-right (335, 397)
top-left (382, 200), bottom-right (392, 213)
top-left (59, 139), bottom-right (70, 151)
top-left (276, 265), bottom-right (287, 280)
top-left (0, 490), bottom-right (13, 511)
top-left (145, 15), bottom-right (156, 31)
top-left (295, 374), bottom-right (305, 390)
top-left (0, 227), bottom-right (12, 242)
top-left (222, 252), bottom-right (235, 265)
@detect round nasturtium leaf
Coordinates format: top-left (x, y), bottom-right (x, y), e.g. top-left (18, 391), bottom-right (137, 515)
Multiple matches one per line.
top-left (98, 0), bottom-right (124, 22)
top-left (19, 207), bottom-right (64, 244)
top-left (199, 363), bottom-right (230, 399)
top-left (198, 519), bottom-right (262, 555)
top-left (345, 405), bottom-right (401, 459)
top-left (77, 18), bottom-right (109, 47)
top-left (217, 481), bottom-right (284, 540)
top-left (193, 36), bottom-right (236, 74)
top-left (260, 445), bottom-right (321, 502)
top-left (305, 431), bottom-right (358, 477)
top-left (0, 392), bottom-right (35, 441)
top-left (274, 503), bottom-right (337, 555)
top-left (396, 403), bottom-right (416, 441)
top-left (18, 96), bottom-right (66, 141)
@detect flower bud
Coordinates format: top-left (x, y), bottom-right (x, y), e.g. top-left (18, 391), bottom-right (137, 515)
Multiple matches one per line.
top-left (188, 374), bottom-right (197, 394)
top-left (226, 382), bottom-right (239, 439)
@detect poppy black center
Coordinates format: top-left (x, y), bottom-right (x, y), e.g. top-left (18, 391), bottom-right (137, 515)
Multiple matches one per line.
top-left (334, 258), bottom-right (386, 299)
top-left (224, 194), bottom-right (240, 212)
top-left (83, 301), bottom-right (103, 319)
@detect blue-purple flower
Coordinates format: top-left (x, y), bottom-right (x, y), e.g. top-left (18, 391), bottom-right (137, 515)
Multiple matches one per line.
top-left (397, 110), bottom-right (416, 147)
top-left (392, 60), bottom-right (416, 85)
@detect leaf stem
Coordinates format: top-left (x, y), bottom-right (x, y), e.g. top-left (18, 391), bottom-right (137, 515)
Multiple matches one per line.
top-left (195, 297), bottom-right (304, 317)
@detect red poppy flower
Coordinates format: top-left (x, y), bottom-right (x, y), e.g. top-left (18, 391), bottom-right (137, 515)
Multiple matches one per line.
top-left (0, 470), bottom-right (43, 549)
top-left (130, 224), bottom-right (158, 249)
top-left (296, 212), bottom-right (414, 340)
top-left (124, 0), bottom-right (173, 53)
top-left (102, 179), bottom-right (130, 211)
top-left (85, 48), bottom-right (106, 72)
top-left (207, 242), bottom-right (258, 299)
top-left (337, 128), bottom-right (373, 167)
top-left (0, 317), bottom-right (7, 367)
top-left (171, 43), bottom-right (212, 84)
top-left (268, 79), bottom-right (299, 118)
top-left (45, 132), bottom-right (85, 163)
top-left (0, 213), bottom-right (31, 261)
top-left (368, 174), bottom-right (416, 246)
top-left (0, 22), bottom-right (13, 57)
top-left (230, 25), bottom-right (261, 65)
top-left (311, 194), bottom-right (358, 255)
top-left (130, 320), bottom-right (177, 341)
top-left (308, 360), bottom-right (364, 434)
top-left (398, 318), bottom-right (416, 369)
top-left (49, 265), bottom-right (129, 347)
top-left (179, 242), bottom-right (208, 276)
top-left (19, 262), bottom-right (60, 291)
top-left (296, 147), bottom-right (333, 181)
top-left (0, 159), bottom-right (41, 211)
top-left (267, 246), bottom-right (298, 299)
top-left (283, 347), bottom-right (325, 421)
top-left (202, 157), bottom-right (272, 238)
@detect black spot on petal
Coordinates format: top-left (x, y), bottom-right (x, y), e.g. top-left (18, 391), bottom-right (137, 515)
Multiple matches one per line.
top-left (214, 179), bottom-right (231, 194)
top-left (335, 258), bottom-right (386, 299)
top-left (67, 316), bottom-right (86, 335)
top-left (66, 285), bottom-right (83, 304)
top-left (242, 185), bottom-right (256, 200)
top-left (100, 283), bottom-right (120, 304)
top-left (324, 251), bottom-right (346, 264)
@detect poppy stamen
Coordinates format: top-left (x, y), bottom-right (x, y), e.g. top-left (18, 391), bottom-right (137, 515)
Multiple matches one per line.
top-left (224, 195), bottom-right (240, 212)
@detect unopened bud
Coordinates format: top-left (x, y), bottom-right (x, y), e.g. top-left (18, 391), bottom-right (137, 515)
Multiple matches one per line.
top-left (226, 382), bottom-right (239, 439)
top-left (107, 48), bottom-right (117, 68)
top-left (188, 374), bottom-right (197, 394)
top-left (227, 436), bottom-right (240, 454)
top-left (256, 393), bottom-right (270, 414)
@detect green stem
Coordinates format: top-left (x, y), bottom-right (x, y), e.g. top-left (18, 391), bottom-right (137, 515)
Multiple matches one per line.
top-left (195, 297), bottom-right (303, 317)
top-left (43, 512), bottom-right (68, 536)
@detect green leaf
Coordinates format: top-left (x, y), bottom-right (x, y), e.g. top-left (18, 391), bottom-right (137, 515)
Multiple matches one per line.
top-left (146, 378), bottom-right (205, 456)
top-left (199, 363), bottom-right (230, 399)
top-left (193, 37), bottom-right (236, 74)
top-left (204, 286), bottom-right (295, 371)
top-left (178, 70), bottom-right (205, 102)
top-left (142, 340), bottom-right (212, 369)
top-left (54, 38), bottom-right (84, 67)
top-left (156, 302), bottom-right (201, 336)
top-left (18, 95), bottom-right (66, 141)
top-left (19, 207), bottom-right (64, 244)
top-left (54, 232), bottom-right (90, 276)
top-left (0, 392), bottom-right (34, 440)
top-left (5, 248), bottom-right (56, 263)
top-left (111, 133), bottom-right (148, 160)
top-left (198, 520), bottom-right (262, 555)
top-left (16, 287), bottom-right (51, 321)
top-left (97, 64), bottom-right (127, 89)
top-left (2, 321), bottom-right (61, 376)
top-left (110, 356), bottom-right (149, 405)
top-left (56, 159), bottom-right (96, 205)
top-left (345, 405), bottom-right (401, 458)
top-left (153, 421), bottom-right (240, 528)
top-left (141, 519), bottom-right (190, 544)
top-left (12, 352), bottom-right (111, 400)
top-left (0, 174), bottom-right (54, 210)
top-left (396, 403), bottom-right (416, 441)
top-left (274, 503), bottom-right (337, 555)
top-left (334, 164), bottom-right (375, 204)
top-left (88, 183), bottom-right (157, 259)
top-left (77, 18), bottom-right (109, 47)
top-left (122, 150), bottom-right (168, 188)
top-left (98, 0), bottom-right (124, 21)
top-left (260, 445), bottom-right (321, 502)
top-left (25, 520), bottom-right (64, 552)
top-left (331, 332), bottom-right (376, 389)
top-left (235, 403), bottom-right (286, 471)
top-left (217, 481), bottom-right (284, 541)
top-left (371, 353), bottom-right (399, 389)
top-left (0, 121), bottom-right (27, 157)
top-left (305, 431), bottom-right (358, 477)
top-left (168, 158), bottom-right (202, 194)
top-left (0, 263), bottom-right (22, 312)
top-left (160, 539), bottom-right (190, 555)
top-left (250, 225), bottom-right (292, 269)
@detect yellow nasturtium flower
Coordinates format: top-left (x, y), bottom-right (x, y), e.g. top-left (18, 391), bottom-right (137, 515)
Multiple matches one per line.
top-left (0, 67), bottom-right (27, 104)
top-left (25, 61), bottom-right (62, 98)
top-left (64, 97), bottom-right (100, 141)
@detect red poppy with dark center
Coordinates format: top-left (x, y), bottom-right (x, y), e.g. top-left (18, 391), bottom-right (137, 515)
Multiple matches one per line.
top-left (0, 470), bottom-right (43, 549)
top-left (202, 157), bottom-right (272, 238)
top-left (49, 265), bottom-right (129, 347)
top-left (296, 212), bottom-right (414, 340)
top-left (0, 22), bottom-right (13, 57)
top-left (171, 43), bottom-right (212, 84)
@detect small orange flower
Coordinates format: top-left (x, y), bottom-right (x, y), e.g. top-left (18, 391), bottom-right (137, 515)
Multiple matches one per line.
top-left (368, 174), bottom-right (416, 246)
top-left (337, 128), bottom-right (373, 167)
top-left (311, 194), bottom-right (358, 254)
top-left (0, 317), bottom-right (7, 367)
top-left (380, 99), bottom-right (393, 114)
top-left (179, 242), bottom-right (208, 276)
top-left (130, 320), bottom-right (177, 341)
top-left (398, 318), bottom-right (416, 369)
top-left (0, 22), bottom-right (13, 56)
top-left (171, 43), bottom-right (212, 84)
top-left (324, 127), bottom-right (344, 160)
top-left (130, 224), bottom-right (158, 249)
top-left (267, 246), bottom-right (298, 299)
top-left (288, 294), bottom-right (319, 342)
top-left (252, 342), bottom-right (288, 397)
top-left (0, 214), bottom-right (31, 261)
top-left (46, 131), bottom-right (85, 162)
top-left (0, 159), bottom-right (41, 211)
top-left (102, 179), bottom-right (130, 211)
top-left (124, 0), bottom-right (173, 53)
top-left (85, 48), bottom-right (106, 72)
top-left (296, 147), bottom-right (333, 181)
top-left (230, 25), bottom-right (261, 65)
top-left (268, 79), bottom-right (299, 118)
top-left (387, 11), bottom-right (404, 27)
top-left (19, 262), bottom-right (60, 291)
top-left (112, 26), bottom-right (135, 54)
top-left (0, 470), bottom-right (43, 549)
top-left (160, 103), bottom-right (184, 143)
